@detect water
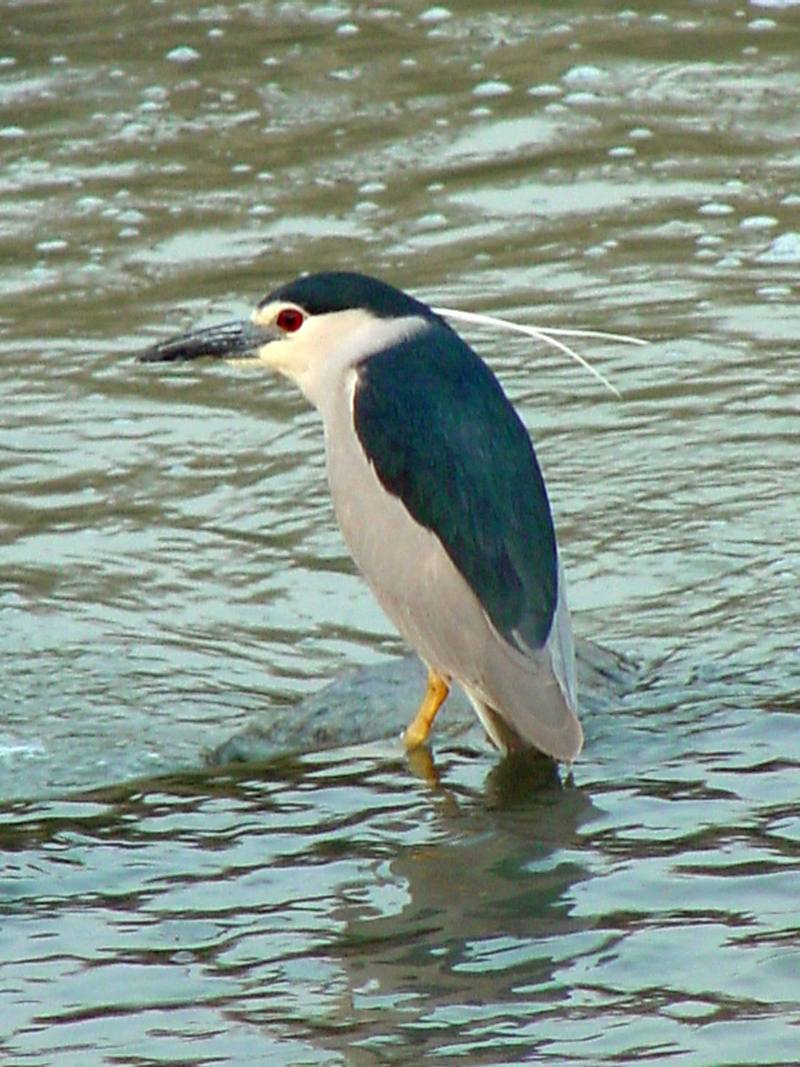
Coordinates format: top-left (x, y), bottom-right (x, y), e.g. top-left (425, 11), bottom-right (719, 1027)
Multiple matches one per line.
top-left (1, 2), bottom-right (799, 1063)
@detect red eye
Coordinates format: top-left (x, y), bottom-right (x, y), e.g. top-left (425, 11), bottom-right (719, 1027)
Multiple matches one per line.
top-left (276, 307), bottom-right (305, 333)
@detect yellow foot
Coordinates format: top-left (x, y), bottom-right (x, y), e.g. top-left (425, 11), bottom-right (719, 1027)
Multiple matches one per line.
top-left (403, 670), bottom-right (449, 750)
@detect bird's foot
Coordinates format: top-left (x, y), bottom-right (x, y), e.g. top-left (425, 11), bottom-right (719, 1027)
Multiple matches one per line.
top-left (403, 669), bottom-right (450, 749)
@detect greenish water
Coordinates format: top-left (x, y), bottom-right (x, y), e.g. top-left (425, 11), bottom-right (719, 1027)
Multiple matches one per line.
top-left (1, 2), bottom-right (798, 1064)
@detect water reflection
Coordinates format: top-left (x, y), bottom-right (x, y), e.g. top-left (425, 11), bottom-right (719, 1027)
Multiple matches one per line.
top-left (0, 755), bottom-right (599, 1061)
top-left (324, 771), bottom-right (596, 1060)
top-left (2, 655), bottom-right (798, 1062)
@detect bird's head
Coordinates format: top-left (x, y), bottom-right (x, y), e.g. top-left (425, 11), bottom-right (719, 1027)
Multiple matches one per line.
top-left (139, 271), bottom-right (443, 404)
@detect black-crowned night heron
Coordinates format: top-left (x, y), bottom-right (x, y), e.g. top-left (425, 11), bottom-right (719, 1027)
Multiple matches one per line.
top-left (140, 271), bottom-right (582, 762)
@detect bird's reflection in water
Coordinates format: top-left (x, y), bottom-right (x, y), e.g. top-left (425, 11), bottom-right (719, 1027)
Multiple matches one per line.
top-left (320, 745), bottom-right (597, 1061)
top-left (407, 740), bottom-right (562, 803)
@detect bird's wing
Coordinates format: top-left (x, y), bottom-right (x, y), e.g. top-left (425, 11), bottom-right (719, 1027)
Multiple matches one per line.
top-left (352, 323), bottom-right (559, 653)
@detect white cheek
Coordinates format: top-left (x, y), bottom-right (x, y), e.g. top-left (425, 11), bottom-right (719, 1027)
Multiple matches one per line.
top-left (255, 336), bottom-right (301, 373)
top-left (245, 311), bottom-right (429, 405)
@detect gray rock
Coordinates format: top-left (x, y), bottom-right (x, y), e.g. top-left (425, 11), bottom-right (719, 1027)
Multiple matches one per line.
top-left (208, 636), bottom-right (639, 767)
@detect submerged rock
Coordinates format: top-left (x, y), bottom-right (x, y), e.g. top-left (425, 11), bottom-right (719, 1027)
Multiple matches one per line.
top-left (208, 637), bottom-right (639, 767)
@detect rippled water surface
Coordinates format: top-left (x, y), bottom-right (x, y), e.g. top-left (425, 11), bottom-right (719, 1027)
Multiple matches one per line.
top-left (1, 2), bottom-right (799, 1064)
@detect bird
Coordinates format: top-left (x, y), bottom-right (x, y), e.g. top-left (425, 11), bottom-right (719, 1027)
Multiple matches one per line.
top-left (139, 271), bottom-right (583, 762)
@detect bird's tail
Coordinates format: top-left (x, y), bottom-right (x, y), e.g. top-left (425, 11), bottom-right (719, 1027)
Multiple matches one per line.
top-left (461, 559), bottom-right (583, 763)
top-left (465, 685), bottom-right (582, 763)
top-left (466, 695), bottom-right (531, 755)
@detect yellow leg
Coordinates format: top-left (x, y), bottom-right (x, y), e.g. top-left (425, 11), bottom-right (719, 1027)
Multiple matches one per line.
top-left (403, 670), bottom-right (449, 750)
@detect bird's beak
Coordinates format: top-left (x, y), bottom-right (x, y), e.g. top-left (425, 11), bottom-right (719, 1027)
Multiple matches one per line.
top-left (138, 319), bottom-right (281, 364)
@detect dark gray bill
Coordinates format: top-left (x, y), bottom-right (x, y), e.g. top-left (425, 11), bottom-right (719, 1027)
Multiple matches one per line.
top-left (138, 320), bottom-right (280, 363)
